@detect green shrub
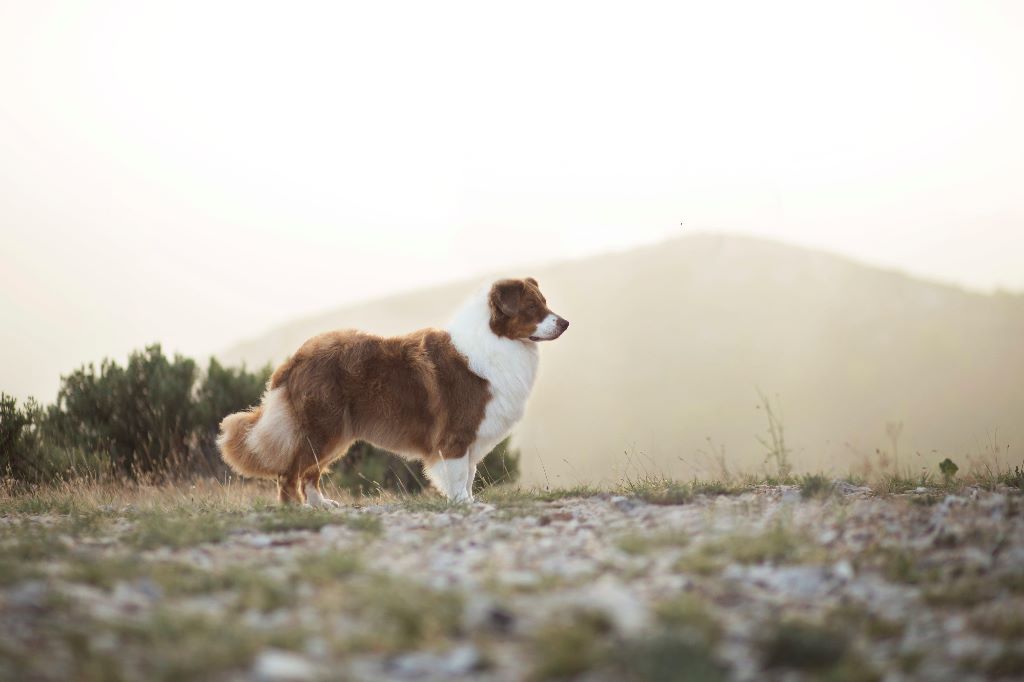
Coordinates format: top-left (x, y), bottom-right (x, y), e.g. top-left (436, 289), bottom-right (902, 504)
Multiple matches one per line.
top-left (192, 358), bottom-right (272, 474)
top-left (938, 458), bottom-right (959, 485)
top-left (474, 437), bottom-right (521, 492)
top-left (799, 473), bottom-right (832, 500)
top-left (46, 345), bottom-right (200, 477)
top-left (762, 621), bottom-right (849, 670)
top-left (999, 462), bottom-right (1024, 490)
top-left (1, 393), bottom-right (41, 481)
top-left (3, 344), bottom-right (519, 493)
top-left (3, 347), bottom-right (268, 483)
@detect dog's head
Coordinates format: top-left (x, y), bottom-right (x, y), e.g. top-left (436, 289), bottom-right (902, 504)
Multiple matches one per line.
top-left (488, 278), bottom-right (569, 342)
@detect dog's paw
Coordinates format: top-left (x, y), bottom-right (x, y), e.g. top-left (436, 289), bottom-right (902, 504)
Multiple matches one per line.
top-left (307, 496), bottom-right (341, 510)
top-left (304, 483), bottom-right (342, 509)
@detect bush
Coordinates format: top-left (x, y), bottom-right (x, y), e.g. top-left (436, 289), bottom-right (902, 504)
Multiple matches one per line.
top-left (1, 393), bottom-right (43, 481)
top-left (46, 346), bottom-right (200, 477)
top-left (2, 346), bottom-right (269, 483)
top-left (328, 441), bottom-right (427, 496)
top-left (1, 394), bottom-right (105, 484)
top-left (2, 345), bottom-right (520, 493)
top-left (328, 437), bottom-right (521, 497)
top-left (193, 358), bottom-right (272, 474)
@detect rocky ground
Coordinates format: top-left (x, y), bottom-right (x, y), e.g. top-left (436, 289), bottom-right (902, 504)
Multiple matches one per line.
top-left (1, 480), bottom-right (1023, 681)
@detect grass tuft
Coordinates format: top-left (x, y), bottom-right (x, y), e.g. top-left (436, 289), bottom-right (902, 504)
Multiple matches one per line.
top-left (653, 593), bottom-right (722, 644)
top-left (617, 530), bottom-right (690, 555)
top-left (123, 511), bottom-right (233, 550)
top-left (678, 520), bottom-right (820, 575)
top-left (799, 473), bottom-right (833, 500)
top-left (612, 635), bottom-right (727, 682)
top-left (761, 620), bottom-right (849, 671)
top-left (530, 611), bottom-right (612, 680)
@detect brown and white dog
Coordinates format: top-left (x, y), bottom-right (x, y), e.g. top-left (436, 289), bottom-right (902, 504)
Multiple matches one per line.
top-left (217, 278), bottom-right (568, 505)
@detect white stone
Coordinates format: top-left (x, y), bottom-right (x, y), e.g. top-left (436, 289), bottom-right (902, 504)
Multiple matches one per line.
top-left (253, 649), bottom-right (317, 681)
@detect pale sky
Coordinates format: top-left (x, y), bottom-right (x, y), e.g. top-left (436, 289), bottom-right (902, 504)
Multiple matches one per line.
top-left (1, 0), bottom-right (1023, 401)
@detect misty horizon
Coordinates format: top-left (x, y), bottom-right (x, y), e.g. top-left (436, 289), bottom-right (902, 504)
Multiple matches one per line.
top-left (3, 1), bottom-right (1024, 406)
top-left (4, 231), bottom-right (1022, 404)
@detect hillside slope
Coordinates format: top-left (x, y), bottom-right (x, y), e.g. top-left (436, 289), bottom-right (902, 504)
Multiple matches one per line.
top-left (222, 235), bottom-right (1024, 484)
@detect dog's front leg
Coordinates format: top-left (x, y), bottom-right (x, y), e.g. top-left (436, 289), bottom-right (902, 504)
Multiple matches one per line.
top-left (424, 452), bottom-right (473, 503)
top-left (465, 463), bottom-right (478, 501)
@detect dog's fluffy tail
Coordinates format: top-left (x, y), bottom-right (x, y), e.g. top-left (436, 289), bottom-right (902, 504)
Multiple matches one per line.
top-left (217, 386), bottom-right (299, 478)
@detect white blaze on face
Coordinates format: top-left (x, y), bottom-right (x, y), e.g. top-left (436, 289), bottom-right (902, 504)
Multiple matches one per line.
top-left (530, 313), bottom-right (563, 341)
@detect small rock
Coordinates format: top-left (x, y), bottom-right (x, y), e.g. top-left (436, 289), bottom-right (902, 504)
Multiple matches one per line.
top-left (389, 645), bottom-right (480, 678)
top-left (464, 596), bottom-right (516, 633)
top-left (442, 644), bottom-right (482, 674)
top-left (244, 534), bottom-right (274, 548)
top-left (574, 577), bottom-right (648, 635)
top-left (610, 496), bottom-right (639, 512)
top-left (732, 564), bottom-right (834, 599)
top-left (832, 560), bottom-right (855, 581)
top-left (833, 480), bottom-right (872, 497)
top-left (818, 529), bottom-right (839, 544)
top-left (5, 580), bottom-right (49, 609)
top-left (270, 536), bottom-right (307, 547)
top-left (833, 481), bottom-right (857, 495)
top-left (253, 649), bottom-right (317, 681)
top-left (945, 615), bottom-right (967, 634)
top-left (89, 632), bottom-right (119, 653)
top-left (133, 578), bottom-right (163, 601)
top-left (538, 511), bottom-right (574, 526)
top-left (941, 495), bottom-right (966, 509)
top-left (304, 637), bottom-right (329, 659)
top-left (390, 652), bottom-right (436, 677)
top-left (501, 570), bottom-right (541, 588)
top-left (111, 580), bottom-right (161, 612)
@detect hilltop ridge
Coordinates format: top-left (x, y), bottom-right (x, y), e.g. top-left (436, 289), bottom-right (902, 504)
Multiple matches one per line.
top-left (222, 235), bottom-right (1024, 484)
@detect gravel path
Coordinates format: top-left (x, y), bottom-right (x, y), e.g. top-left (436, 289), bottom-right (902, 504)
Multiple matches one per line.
top-left (2, 484), bottom-right (1023, 681)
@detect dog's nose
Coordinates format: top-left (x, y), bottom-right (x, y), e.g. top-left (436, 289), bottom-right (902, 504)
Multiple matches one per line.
top-left (558, 317), bottom-right (570, 331)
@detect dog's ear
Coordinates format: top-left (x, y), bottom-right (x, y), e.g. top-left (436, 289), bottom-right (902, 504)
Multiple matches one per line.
top-left (489, 279), bottom-right (524, 317)
top-left (525, 277), bottom-right (539, 288)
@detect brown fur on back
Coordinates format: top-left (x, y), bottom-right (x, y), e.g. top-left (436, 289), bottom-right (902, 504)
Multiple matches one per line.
top-left (270, 328), bottom-right (489, 469)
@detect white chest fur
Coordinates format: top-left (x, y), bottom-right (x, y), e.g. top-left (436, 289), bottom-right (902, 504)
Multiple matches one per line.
top-left (446, 289), bottom-right (539, 462)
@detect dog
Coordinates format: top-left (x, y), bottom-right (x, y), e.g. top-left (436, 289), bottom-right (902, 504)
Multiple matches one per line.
top-left (217, 278), bottom-right (568, 505)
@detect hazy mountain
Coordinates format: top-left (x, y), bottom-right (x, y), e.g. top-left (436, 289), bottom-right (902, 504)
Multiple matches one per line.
top-left (222, 235), bottom-right (1024, 486)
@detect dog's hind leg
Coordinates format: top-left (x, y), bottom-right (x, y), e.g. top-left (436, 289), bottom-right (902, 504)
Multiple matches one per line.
top-left (301, 467), bottom-right (341, 509)
top-left (277, 473), bottom-right (303, 505)
top-left (299, 437), bottom-right (350, 508)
